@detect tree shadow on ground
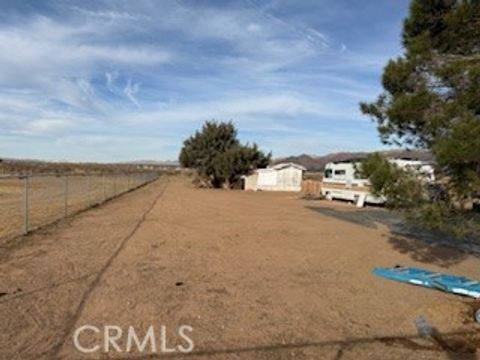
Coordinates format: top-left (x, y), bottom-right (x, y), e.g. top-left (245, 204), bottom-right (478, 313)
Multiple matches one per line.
top-left (306, 205), bottom-right (393, 230)
top-left (306, 205), bottom-right (480, 268)
top-left (386, 233), bottom-right (469, 268)
top-left (126, 328), bottom-right (478, 360)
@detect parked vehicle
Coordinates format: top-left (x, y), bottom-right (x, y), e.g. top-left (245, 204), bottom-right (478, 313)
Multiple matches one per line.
top-left (321, 158), bottom-right (435, 207)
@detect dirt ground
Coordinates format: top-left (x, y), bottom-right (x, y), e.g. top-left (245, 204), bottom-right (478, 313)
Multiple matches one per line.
top-left (0, 174), bottom-right (153, 242)
top-left (0, 175), bottom-right (479, 360)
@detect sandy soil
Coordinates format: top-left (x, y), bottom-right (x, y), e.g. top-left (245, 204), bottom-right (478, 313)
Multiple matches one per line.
top-left (0, 175), bottom-right (479, 360)
top-left (0, 174), bottom-right (154, 242)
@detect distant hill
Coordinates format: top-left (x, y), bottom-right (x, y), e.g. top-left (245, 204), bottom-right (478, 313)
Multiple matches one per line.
top-left (274, 149), bottom-right (434, 172)
top-left (0, 158), bottom-right (180, 176)
top-left (123, 160), bottom-right (180, 167)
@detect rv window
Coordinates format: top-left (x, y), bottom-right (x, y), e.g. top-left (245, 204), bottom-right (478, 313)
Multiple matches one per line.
top-left (324, 169), bottom-right (332, 178)
top-left (334, 170), bottom-right (346, 176)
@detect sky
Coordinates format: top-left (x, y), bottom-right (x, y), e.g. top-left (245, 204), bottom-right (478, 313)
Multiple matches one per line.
top-left (0, 0), bottom-right (410, 162)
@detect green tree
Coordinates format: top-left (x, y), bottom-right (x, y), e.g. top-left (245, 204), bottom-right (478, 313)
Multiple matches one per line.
top-left (360, 0), bottom-right (480, 237)
top-left (357, 153), bottom-right (425, 210)
top-left (179, 121), bottom-right (271, 188)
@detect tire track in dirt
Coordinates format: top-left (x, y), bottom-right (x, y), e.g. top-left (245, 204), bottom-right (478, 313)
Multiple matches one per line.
top-left (0, 271), bottom-right (98, 305)
top-left (45, 177), bottom-right (169, 359)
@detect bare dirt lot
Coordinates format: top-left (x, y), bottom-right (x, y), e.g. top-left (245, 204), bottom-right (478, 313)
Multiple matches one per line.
top-left (0, 175), bottom-right (479, 359)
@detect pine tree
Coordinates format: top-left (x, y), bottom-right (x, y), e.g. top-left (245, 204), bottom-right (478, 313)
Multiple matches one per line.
top-left (360, 0), bottom-right (480, 237)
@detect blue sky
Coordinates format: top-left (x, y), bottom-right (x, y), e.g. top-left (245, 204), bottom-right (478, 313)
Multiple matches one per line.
top-left (0, 0), bottom-right (409, 162)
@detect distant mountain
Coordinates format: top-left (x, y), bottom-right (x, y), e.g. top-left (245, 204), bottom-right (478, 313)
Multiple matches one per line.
top-left (274, 149), bottom-right (434, 172)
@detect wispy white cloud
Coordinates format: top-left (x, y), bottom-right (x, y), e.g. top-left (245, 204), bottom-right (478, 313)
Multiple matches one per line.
top-left (0, 15), bottom-right (172, 100)
top-left (0, 0), bottom-right (406, 161)
top-left (123, 80), bottom-right (141, 108)
top-left (105, 71), bottom-right (119, 92)
top-left (25, 118), bottom-right (76, 134)
top-left (118, 93), bottom-right (327, 125)
top-left (72, 6), bottom-right (148, 22)
top-left (0, 18), bottom-right (171, 77)
top-left (0, 89), bottom-right (94, 135)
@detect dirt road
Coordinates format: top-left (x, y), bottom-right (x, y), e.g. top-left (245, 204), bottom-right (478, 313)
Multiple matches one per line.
top-left (1, 176), bottom-right (479, 359)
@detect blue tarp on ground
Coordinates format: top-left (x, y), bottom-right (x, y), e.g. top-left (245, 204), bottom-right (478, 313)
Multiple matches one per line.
top-left (373, 266), bottom-right (480, 299)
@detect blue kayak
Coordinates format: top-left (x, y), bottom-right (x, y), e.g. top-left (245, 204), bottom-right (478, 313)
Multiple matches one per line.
top-left (373, 266), bottom-right (480, 299)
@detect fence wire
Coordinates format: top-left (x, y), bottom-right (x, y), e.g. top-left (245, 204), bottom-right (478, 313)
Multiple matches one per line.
top-left (0, 172), bottom-right (159, 243)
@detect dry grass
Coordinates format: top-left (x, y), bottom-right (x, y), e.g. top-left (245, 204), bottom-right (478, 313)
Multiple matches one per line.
top-left (0, 173), bottom-right (157, 244)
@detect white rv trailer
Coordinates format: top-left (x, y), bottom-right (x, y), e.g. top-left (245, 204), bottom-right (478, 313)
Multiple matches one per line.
top-left (321, 159), bottom-right (434, 207)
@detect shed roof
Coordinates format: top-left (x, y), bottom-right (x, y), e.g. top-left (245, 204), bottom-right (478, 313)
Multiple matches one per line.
top-left (269, 162), bottom-right (306, 171)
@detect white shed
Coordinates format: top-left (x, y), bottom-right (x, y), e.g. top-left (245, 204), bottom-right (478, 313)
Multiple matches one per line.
top-left (243, 162), bottom-right (306, 192)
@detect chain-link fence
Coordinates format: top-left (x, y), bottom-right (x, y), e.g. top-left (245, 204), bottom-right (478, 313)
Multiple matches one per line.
top-left (0, 172), bottom-right (159, 243)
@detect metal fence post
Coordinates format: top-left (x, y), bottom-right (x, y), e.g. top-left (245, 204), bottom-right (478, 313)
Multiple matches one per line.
top-left (23, 176), bottom-right (29, 234)
top-left (102, 174), bottom-right (106, 201)
top-left (87, 175), bottom-right (92, 206)
top-left (64, 175), bottom-right (69, 217)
